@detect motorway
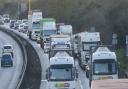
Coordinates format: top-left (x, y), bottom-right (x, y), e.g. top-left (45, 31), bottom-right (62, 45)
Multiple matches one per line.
top-left (0, 30), bottom-right (23, 89)
top-left (3, 23), bottom-right (90, 89)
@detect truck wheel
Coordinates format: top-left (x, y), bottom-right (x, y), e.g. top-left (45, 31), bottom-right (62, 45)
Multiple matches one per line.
top-left (86, 72), bottom-right (89, 78)
top-left (11, 52), bottom-right (14, 58)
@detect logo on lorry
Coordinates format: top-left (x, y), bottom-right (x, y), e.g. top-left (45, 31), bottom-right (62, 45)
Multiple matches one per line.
top-left (55, 83), bottom-right (70, 88)
top-left (99, 76), bottom-right (113, 80)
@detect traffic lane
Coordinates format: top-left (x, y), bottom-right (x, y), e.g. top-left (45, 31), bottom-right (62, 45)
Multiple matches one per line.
top-left (9, 30), bottom-right (49, 89)
top-left (28, 41), bottom-right (49, 89)
top-left (4, 27), bottom-right (85, 89)
top-left (0, 31), bottom-right (23, 89)
top-left (75, 59), bottom-right (90, 89)
top-left (7, 28), bottom-right (48, 80)
top-left (30, 42), bottom-right (82, 89)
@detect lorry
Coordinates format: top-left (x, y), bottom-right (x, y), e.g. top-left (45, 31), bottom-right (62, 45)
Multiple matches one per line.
top-left (75, 32), bottom-right (101, 70)
top-left (91, 79), bottom-right (128, 89)
top-left (59, 25), bottom-right (72, 35)
top-left (89, 46), bottom-right (118, 85)
top-left (46, 29), bottom-right (78, 89)
top-left (46, 50), bottom-right (78, 89)
top-left (39, 18), bottom-right (57, 53)
top-left (28, 10), bottom-right (42, 40)
top-left (50, 34), bottom-right (72, 51)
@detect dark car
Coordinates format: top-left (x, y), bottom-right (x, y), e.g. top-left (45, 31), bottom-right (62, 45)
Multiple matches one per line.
top-left (1, 53), bottom-right (13, 67)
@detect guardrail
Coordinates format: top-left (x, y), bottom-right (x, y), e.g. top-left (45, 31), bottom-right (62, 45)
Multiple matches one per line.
top-left (0, 27), bottom-right (27, 89)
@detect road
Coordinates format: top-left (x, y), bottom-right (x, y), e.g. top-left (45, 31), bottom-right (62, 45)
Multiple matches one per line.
top-left (3, 23), bottom-right (90, 89)
top-left (0, 30), bottom-right (23, 89)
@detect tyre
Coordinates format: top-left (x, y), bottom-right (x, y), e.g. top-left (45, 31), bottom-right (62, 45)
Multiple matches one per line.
top-left (11, 52), bottom-right (14, 58)
top-left (86, 72), bottom-right (89, 78)
top-left (11, 63), bottom-right (13, 67)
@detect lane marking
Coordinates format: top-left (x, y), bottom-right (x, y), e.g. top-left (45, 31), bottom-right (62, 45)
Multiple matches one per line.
top-left (78, 78), bottom-right (84, 89)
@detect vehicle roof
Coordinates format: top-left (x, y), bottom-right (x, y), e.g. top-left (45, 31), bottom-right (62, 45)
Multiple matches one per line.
top-left (41, 18), bottom-right (55, 22)
top-left (2, 52), bottom-right (12, 56)
top-left (92, 52), bottom-right (116, 60)
top-left (3, 45), bottom-right (12, 47)
top-left (19, 24), bottom-right (24, 26)
top-left (92, 47), bottom-right (116, 60)
top-left (50, 34), bottom-right (70, 38)
top-left (91, 79), bottom-right (128, 89)
top-left (79, 32), bottom-right (100, 42)
top-left (50, 56), bottom-right (74, 66)
top-left (59, 25), bottom-right (72, 29)
top-left (32, 10), bottom-right (41, 12)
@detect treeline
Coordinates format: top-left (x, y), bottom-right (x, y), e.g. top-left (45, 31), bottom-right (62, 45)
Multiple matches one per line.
top-left (0, 0), bottom-right (128, 44)
top-left (32, 0), bottom-right (128, 44)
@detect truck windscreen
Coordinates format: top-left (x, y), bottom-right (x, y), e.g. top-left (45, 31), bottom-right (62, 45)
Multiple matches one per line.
top-left (43, 30), bottom-right (56, 36)
top-left (32, 22), bottom-right (40, 29)
top-left (93, 59), bottom-right (117, 75)
top-left (49, 50), bottom-right (73, 58)
top-left (49, 66), bottom-right (73, 81)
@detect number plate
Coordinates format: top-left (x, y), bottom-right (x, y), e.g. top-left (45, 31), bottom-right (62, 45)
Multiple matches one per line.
top-left (100, 76), bottom-right (108, 80)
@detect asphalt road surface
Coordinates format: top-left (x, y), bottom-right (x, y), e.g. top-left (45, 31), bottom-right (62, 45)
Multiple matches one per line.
top-left (0, 30), bottom-right (23, 89)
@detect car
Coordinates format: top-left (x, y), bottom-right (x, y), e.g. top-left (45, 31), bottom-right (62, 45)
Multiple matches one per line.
top-left (17, 20), bottom-right (22, 24)
top-left (0, 15), bottom-right (4, 25)
top-left (10, 20), bottom-right (15, 28)
top-left (2, 45), bottom-right (13, 57)
top-left (3, 14), bottom-right (10, 23)
top-left (14, 22), bottom-right (19, 30)
top-left (0, 20), bottom-right (4, 25)
top-left (18, 24), bottom-right (24, 32)
top-left (1, 53), bottom-right (13, 67)
top-left (22, 19), bottom-right (28, 23)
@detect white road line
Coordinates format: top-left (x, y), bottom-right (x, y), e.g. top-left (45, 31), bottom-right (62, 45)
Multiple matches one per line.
top-left (78, 78), bottom-right (84, 89)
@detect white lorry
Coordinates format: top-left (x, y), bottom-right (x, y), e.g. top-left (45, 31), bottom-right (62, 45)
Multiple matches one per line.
top-left (39, 18), bottom-right (57, 53)
top-left (50, 34), bottom-right (72, 50)
top-left (76, 32), bottom-right (101, 70)
top-left (28, 10), bottom-right (42, 40)
top-left (59, 25), bottom-right (72, 35)
top-left (46, 51), bottom-right (78, 89)
top-left (46, 30), bottom-right (78, 89)
top-left (89, 46), bottom-right (118, 85)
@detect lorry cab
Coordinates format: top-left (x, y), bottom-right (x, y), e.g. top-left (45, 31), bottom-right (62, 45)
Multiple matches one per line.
top-left (50, 34), bottom-right (72, 50)
top-left (89, 46), bottom-right (118, 85)
top-left (39, 18), bottom-right (57, 53)
top-left (46, 52), bottom-right (78, 89)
